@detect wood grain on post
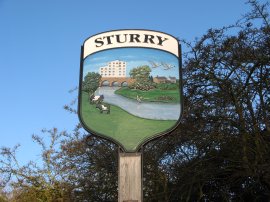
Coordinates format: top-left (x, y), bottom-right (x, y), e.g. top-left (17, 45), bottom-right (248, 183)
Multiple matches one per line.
top-left (118, 152), bottom-right (142, 202)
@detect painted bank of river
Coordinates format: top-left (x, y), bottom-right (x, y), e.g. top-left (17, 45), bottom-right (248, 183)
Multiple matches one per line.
top-left (80, 91), bottom-right (177, 151)
top-left (95, 87), bottom-right (181, 120)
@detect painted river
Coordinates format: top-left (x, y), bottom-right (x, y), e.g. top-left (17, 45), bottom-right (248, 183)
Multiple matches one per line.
top-left (95, 87), bottom-right (181, 120)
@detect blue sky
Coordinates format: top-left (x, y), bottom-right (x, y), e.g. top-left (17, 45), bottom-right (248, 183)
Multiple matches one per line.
top-left (0, 0), bottom-right (258, 165)
top-left (83, 48), bottom-right (179, 78)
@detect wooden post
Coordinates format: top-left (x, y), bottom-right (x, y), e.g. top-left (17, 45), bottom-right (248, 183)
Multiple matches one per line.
top-left (118, 152), bottom-right (142, 202)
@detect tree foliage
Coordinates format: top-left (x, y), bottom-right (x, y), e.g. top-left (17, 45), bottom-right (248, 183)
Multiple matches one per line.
top-left (143, 0), bottom-right (270, 201)
top-left (129, 65), bottom-right (156, 90)
top-left (82, 72), bottom-right (101, 95)
top-left (129, 65), bottom-right (151, 81)
top-left (0, 125), bottom-right (118, 201)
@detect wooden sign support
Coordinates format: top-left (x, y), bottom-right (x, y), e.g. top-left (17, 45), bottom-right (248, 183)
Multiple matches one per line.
top-left (118, 152), bottom-right (142, 202)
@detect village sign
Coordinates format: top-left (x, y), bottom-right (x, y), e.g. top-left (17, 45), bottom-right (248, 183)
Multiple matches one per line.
top-left (78, 29), bottom-right (182, 152)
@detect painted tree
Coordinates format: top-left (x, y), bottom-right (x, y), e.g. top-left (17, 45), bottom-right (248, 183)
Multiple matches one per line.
top-left (129, 65), bottom-right (151, 82)
top-left (129, 65), bottom-right (155, 90)
top-left (82, 72), bottom-right (101, 95)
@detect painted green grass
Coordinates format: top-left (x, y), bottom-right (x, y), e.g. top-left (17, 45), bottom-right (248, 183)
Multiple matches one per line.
top-left (80, 92), bottom-right (176, 151)
top-left (115, 87), bottom-right (180, 103)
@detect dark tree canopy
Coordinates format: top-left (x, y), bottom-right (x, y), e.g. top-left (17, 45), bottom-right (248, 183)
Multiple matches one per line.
top-left (142, 0), bottom-right (270, 201)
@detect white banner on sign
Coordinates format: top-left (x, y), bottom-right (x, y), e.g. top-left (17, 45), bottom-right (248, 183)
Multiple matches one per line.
top-left (83, 30), bottom-right (179, 59)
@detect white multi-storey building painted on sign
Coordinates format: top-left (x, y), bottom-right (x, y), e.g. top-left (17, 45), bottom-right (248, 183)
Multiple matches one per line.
top-left (99, 60), bottom-right (127, 77)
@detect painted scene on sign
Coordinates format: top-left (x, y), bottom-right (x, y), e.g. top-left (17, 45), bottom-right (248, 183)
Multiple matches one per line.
top-left (80, 47), bottom-right (181, 151)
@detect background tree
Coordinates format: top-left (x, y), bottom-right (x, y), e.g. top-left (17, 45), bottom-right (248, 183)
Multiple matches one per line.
top-left (0, 125), bottom-right (118, 202)
top-left (60, 134), bottom-right (118, 201)
top-left (0, 128), bottom-right (75, 201)
top-left (0, 95), bottom-right (118, 202)
top-left (143, 0), bottom-right (270, 201)
top-left (0, 189), bottom-right (7, 202)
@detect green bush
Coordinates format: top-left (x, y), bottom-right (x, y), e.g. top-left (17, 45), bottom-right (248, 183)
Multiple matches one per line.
top-left (128, 81), bottom-right (156, 91)
top-left (156, 83), bottom-right (178, 90)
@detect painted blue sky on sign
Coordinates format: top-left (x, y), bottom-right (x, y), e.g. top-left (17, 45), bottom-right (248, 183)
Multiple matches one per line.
top-left (83, 48), bottom-right (179, 78)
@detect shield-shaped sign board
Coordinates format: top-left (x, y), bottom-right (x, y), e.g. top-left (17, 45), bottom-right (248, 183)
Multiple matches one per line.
top-left (78, 29), bottom-right (182, 152)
